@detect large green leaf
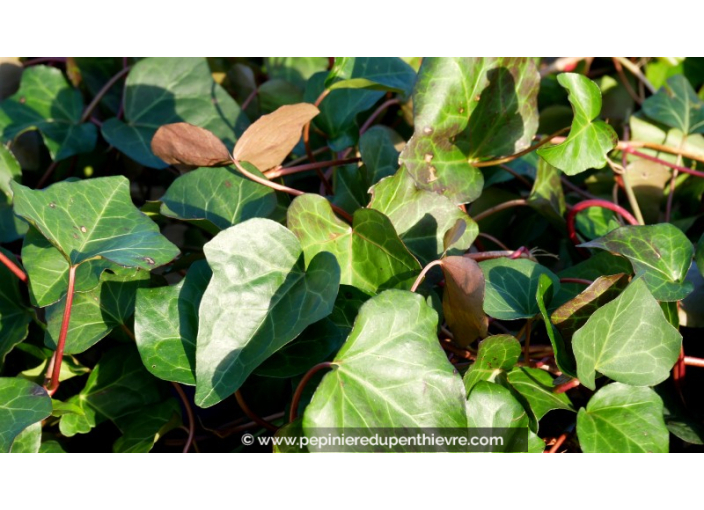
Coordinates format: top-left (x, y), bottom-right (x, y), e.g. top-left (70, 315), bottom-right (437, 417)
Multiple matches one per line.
top-left (325, 57), bottom-right (417, 96)
top-left (12, 176), bottom-right (179, 269)
top-left (0, 65), bottom-right (96, 161)
top-left (160, 163), bottom-right (276, 233)
top-left (479, 258), bottom-right (560, 320)
top-left (0, 378), bottom-right (52, 453)
top-left (359, 126), bottom-right (403, 185)
top-left (135, 260), bottom-right (212, 386)
top-left (535, 274), bottom-right (576, 377)
top-left (287, 193), bottom-right (420, 294)
top-left (44, 267), bottom-right (150, 354)
top-left (642, 74), bottom-right (704, 135)
top-left (303, 290), bottom-right (467, 433)
top-left (572, 278), bottom-right (681, 390)
top-left (102, 57), bottom-right (249, 169)
top-left (9, 422), bottom-right (42, 453)
top-left (369, 167), bottom-right (478, 265)
top-left (537, 73), bottom-right (618, 175)
top-left (581, 223), bottom-right (694, 301)
top-left (113, 398), bottom-right (181, 453)
top-left (506, 367), bottom-right (574, 421)
top-left (400, 57), bottom-right (540, 204)
top-left (577, 383), bottom-right (668, 453)
top-left (195, 218), bottom-right (340, 408)
top-left (0, 248), bottom-right (31, 365)
top-left (463, 335), bottom-right (521, 394)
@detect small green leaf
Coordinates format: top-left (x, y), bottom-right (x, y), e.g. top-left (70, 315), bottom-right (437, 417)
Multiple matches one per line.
top-left (536, 273), bottom-right (576, 377)
top-left (195, 218), bottom-right (340, 408)
top-left (0, 65), bottom-right (96, 161)
top-left (577, 383), bottom-right (668, 453)
top-left (572, 278), bottom-right (682, 390)
top-left (135, 260), bottom-right (212, 386)
top-left (464, 335), bottom-right (521, 394)
top-left (0, 248), bottom-right (31, 366)
top-left (0, 378), bottom-right (52, 453)
top-left (581, 223), bottom-right (694, 301)
top-left (369, 167), bottom-right (478, 266)
top-left (642, 75), bottom-right (704, 135)
top-left (287, 194), bottom-right (420, 294)
top-left (527, 158), bottom-right (566, 227)
top-left (537, 73), bottom-right (618, 175)
top-left (506, 367), bottom-right (574, 421)
top-left (479, 258), bottom-right (560, 320)
top-left (160, 163), bottom-right (276, 233)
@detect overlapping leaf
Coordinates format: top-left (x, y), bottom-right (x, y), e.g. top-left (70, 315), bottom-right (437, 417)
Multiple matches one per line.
top-left (113, 398), bottom-right (181, 453)
top-left (0, 248), bottom-right (31, 366)
top-left (642, 74), bottom-right (704, 135)
top-left (536, 274), bottom-right (576, 377)
top-left (463, 335), bottom-right (521, 394)
top-left (440, 256), bottom-right (488, 347)
top-left (0, 144), bottom-right (26, 242)
top-left (527, 158), bottom-right (566, 227)
top-left (195, 218), bottom-right (340, 408)
top-left (506, 367), bottom-right (574, 421)
top-left (325, 57), bottom-right (417, 96)
top-left (0, 378), bottom-right (52, 453)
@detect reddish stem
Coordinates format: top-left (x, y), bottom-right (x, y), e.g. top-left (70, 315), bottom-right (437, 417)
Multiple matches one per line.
top-left (23, 57), bottom-right (66, 67)
top-left (235, 390), bottom-right (278, 433)
top-left (360, 98), bottom-right (401, 135)
top-left (45, 264), bottom-right (77, 395)
top-left (684, 356), bottom-right (704, 368)
top-left (625, 147), bottom-right (704, 178)
top-left (559, 278), bottom-right (593, 286)
top-left (440, 339), bottom-right (475, 360)
top-left (303, 89), bottom-right (332, 193)
top-left (80, 66), bottom-right (131, 123)
top-left (464, 250), bottom-right (532, 262)
top-left (410, 259), bottom-right (443, 292)
top-left (289, 362), bottom-right (333, 423)
top-left (0, 250), bottom-right (28, 283)
top-left (554, 378), bottom-right (580, 394)
top-left (477, 232), bottom-right (510, 251)
top-left (240, 88), bottom-right (258, 111)
top-left (566, 199), bottom-right (639, 248)
top-left (264, 157), bottom-right (360, 180)
top-left (172, 382), bottom-right (196, 453)
top-left (472, 198), bottom-right (529, 222)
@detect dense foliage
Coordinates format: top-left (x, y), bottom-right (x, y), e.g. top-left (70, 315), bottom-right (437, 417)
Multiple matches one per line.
top-left (1, 57), bottom-right (704, 453)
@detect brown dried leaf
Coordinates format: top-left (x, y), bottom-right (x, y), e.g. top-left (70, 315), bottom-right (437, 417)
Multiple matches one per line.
top-left (151, 123), bottom-right (231, 167)
top-left (441, 256), bottom-right (489, 347)
top-left (233, 103), bottom-right (319, 171)
top-left (443, 219), bottom-right (467, 253)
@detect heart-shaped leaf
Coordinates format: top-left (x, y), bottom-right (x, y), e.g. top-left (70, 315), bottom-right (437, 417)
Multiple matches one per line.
top-left (580, 223), bottom-right (694, 301)
top-left (0, 65), bottom-right (96, 161)
top-left (12, 176), bottom-right (179, 269)
top-left (506, 367), bottom-right (574, 421)
top-left (440, 256), bottom-right (488, 347)
top-left (159, 163), bottom-right (276, 233)
top-left (151, 122), bottom-right (231, 167)
top-left (479, 258), bottom-right (560, 320)
top-left (369, 167), bottom-right (478, 266)
top-left (303, 290), bottom-right (467, 432)
top-left (102, 58), bottom-right (249, 169)
top-left (537, 73), bottom-right (618, 175)
top-left (400, 57), bottom-right (540, 204)
top-left (195, 218), bottom-right (340, 408)
top-left (642, 74), bottom-right (704, 135)
top-left (233, 103), bottom-right (319, 171)
top-left (577, 382), bottom-right (668, 453)
top-left (572, 278), bottom-right (682, 390)
top-left (0, 248), bottom-right (31, 366)
top-left (135, 260), bottom-right (212, 386)
top-left (463, 335), bottom-right (521, 394)
top-left (0, 378), bottom-right (52, 453)
top-left (287, 193), bottom-right (420, 294)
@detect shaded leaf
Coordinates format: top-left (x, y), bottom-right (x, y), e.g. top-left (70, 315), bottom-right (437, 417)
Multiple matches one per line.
top-left (577, 383), bottom-right (668, 453)
top-left (233, 103), bottom-right (319, 171)
top-left (39, 440), bottom-right (66, 453)
top-left (325, 57), bottom-right (416, 97)
top-left (151, 122), bottom-right (231, 167)
top-left (581, 223), bottom-right (694, 301)
top-left (572, 278), bottom-right (681, 390)
top-left (113, 398), bottom-right (181, 453)
top-left (527, 157), bottom-right (566, 228)
top-left (9, 421), bottom-right (41, 453)
top-left (506, 367), bottom-right (574, 421)
top-left (537, 73), bottom-right (618, 175)
top-left (574, 206), bottom-right (620, 240)
top-left (265, 57), bottom-right (328, 91)
top-left (555, 251), bottom-right (633, 306)
top-left (0, 143), bottom-right (21, 198)
top-left (0, 248), bottom-right (31, 366)
top-left (359, 125), bottom-right (403, 186)
top-left (195, 218), bottom-right (340, 408)
top-left (443, 219), bottom-right (467, 253)
top-left (642, 74), bottom-right (704, 135)
top-left (0, 378), bottom-right (52, 453)
top-left (696, 233), bottom-right (704, 278)
top-left (463, 335), bottom-right (521, 394)
top-left (288, 193), bottom-right (420, 294)
top-left (536, 274), bottom-right (576, 377)
top-left (440, 256), bottom-right (488, 347)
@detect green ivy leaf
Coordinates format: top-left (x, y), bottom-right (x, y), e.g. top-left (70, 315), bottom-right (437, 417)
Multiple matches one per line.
top-left (527, 158), bottom-right (566, 228)
top-left (555, 251), bottom-right (633, 306)
top-left (0, 143), bottom-right (21, 198)
top-left (479, 258), bottom-right (560, 320)
top-left (577, 383), bottom-right (668, 453)
top-left (325, 57), bottom-right (416, 97)
top-left (696, 233), bottom-right (704, 278)
top-left (574, 206), bottom-right (620, 240)
top-left (537, 73), bottom-right (618, 175)
top-left (0, 378), bottom-right (52, 453)
top-left (39, 441), bottom-right (66, 453)
top-left (113, 398), bottom-right (181, 453)
top-left (135, 260), bottom-right (212, 386)
top-left (102, 57), bottom-right (249, 169)
top-left (12, 176), bottom-right (180, 269)
top-left (287, 194), bottom-right (420, 294)
top-left (265, 57), bottom-right (329, 91)
top-left (536, 274), bottom-right (576, 378)
top-left (506, 367), bottom-right (574, 421)
top-left (359, 126), bottom-right (402, 185)
top-left (0, 65), bottom-right (96, 161)
top-left (581, 223), bottom-right (694, 301)
top-left (160, 163), bottom-right (276, 233)
top-left (463, 335), bottom-right (521, 394)
top-left (369, 167), bottom-right (478, 266)
top-left (642, 75), bottom-right (704, 135)
top-left (572, 278), bottom-right (682, 390)
top-left (44, 267), bottom-right (150, 354)
top-left (401, 57), bottom-right (540, 204)
top-left (9, 421), bottom-right (41, 453)
top-left (0, 248), bottom-right (31, 366)
top-left (303, 290), bottom-right (467, 432)
top-left (195, 218), bottom-right (340, 408)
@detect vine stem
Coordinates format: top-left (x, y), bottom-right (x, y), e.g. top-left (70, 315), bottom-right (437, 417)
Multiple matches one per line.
top-left (235, 390), bottom-right (278, 432)
top-left (45, 264), bottom-right (77, 395)
top-left (665, 139), bottom-right (687, 222)
top-left (472, 198), bottom-right (529, 222)
top-left (0, 250), bottom-right (27, 283)
top-left (523, 319), bottom-right (533, 367)
top-left (684, 357), bottom-right (704, 368)
top-left (240, 88), bottom-right (258, 111)
top-left (264, 157), bottom-right (360, 179)
top-left (289, 362), bottom-right (333, 423)
top-left (303, 89), bottom-right (332, 193)
top-left (464, 250), bottom-right (531, 262)
top-left (554, 379), bottom-right (580, 394)
top-left (612, 57), bottom-right (656, 94)
top-left (477, 232), bottom-right (510, 251)
top-left (440, 339), bottom-right (474, 360)
top-left (171, 382), bottom-right (196, 453)
top-left (498, 164), bottom-right (533, 188)
top-left (547, 424), bottom-right (575, 453)
top-left (559, 278), bottom-right (593, 286)
top-left (472, 128), bottom-right (569, 168)
top-left (360, 98), bottom-right (400, 135)
top-left (566, 199), bottom-right (639, 248)
top-left (625, 147), bottom-right (704, 178)
top-left (80, 66), bottom-right (131, 123)
top-left (23, 57), bottom-right (66, 67)
top-left (410, 259), bottom-right (443, 292)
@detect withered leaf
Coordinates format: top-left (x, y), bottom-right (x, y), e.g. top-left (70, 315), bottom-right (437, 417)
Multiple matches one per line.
top-left (151, 123), bottom-right (230, 167)
top-left (441, 256), bottom-right (489, 347)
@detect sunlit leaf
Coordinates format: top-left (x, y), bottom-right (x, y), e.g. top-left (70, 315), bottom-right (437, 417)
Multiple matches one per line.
top-left (463, 335), bottom-right (521, 394)
top-left (506, 367), bottom-right (574, 421)
top-left (0, 378), bottom-right (52, 453)
top-left (642, 74), bottom-right (704, 135)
